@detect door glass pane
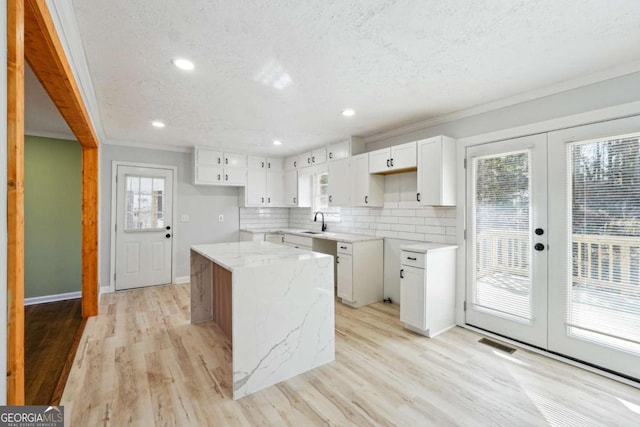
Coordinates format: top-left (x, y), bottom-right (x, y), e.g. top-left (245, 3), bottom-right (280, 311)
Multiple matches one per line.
top-left (125, 175), bottom-right (165, 230)
top-left (473, 150), bottom-right (532, 320)
top-left (567, 135), bottom-right (640, 354)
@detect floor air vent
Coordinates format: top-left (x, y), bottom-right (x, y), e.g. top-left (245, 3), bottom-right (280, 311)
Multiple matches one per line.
top-left (479, 338), bottom-right (516, 354)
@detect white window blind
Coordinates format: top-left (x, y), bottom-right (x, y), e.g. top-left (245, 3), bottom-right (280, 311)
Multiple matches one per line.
top-left (567, 134), bottom-right (640, 354)
top-left (473, 150), bottom-right (532, 320)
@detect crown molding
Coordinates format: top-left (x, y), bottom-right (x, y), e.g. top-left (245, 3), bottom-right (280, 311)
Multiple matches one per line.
top-left (104, 139), bottom-right (193, 154)
top-left (25, 129), bottom-right (77, 141)
top-left (363, 60), bottom-right (640, 144)
top-left (46, 0), bottom-right (106, 144)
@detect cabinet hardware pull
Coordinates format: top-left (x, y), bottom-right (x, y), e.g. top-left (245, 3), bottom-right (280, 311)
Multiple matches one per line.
top-left (281, 236), bottom-right (284, 242)
top-left (400, 269), bottom-right (404, 278)
top-left (225, 158), bottom-right (228, 165)
top-left (218, 158), bottom-right (221, 164)
top-left (225, 174), bottom-right (228, 181)
top-left (261, 197), bottom-right (265, 203)
top-left (308, 157), bottom-right (311, 164)
top-left (329, 195), bottom-right (333, 203)
top-left (534, 243), bottom-right (545, 251)
top-left (336, 256), bottom-right (340, 263)
top-left (340, 246), bottom-right (347, 249)
top-left (386, 159), bottom-right (390, 167)
top-left (268, 197), bottom-right (271, 203)
top-left (407, 256), bottom-right (417, 261)
top-left (294, 161), bottom-right (297, 167)
top-left (390, 158), bottom-right (394, 167)
top-left (312, 156), bottom-right (315, 163)
top-left (365, 195), bottom-right (368, 204)
top-left (166, 233), bottom-right (172, 239)
top-left (329, 152), bottom-right (333, 159)
top-left (417, 193), bottom-right (421, 202)
top-left (293, 197), bottom-right (297, 204)
top-left (261, 161), bottom-right (264, 168)
top-left (268, 162), bottom-right (271, 168)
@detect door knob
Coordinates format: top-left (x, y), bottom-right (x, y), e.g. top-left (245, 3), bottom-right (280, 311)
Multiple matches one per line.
top-left (534, 243), bottom-right (545, 251)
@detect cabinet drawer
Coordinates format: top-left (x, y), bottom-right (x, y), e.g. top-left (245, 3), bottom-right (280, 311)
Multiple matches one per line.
top-left (284, 234), bottom-right (313, 247)
top-left (400, 251), bottom-right (425, 268)
top-left (337, 242), bottom-right (353, 255)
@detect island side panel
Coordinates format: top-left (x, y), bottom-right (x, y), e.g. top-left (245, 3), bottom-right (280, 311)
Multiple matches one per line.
top-left (190, 250), bottom-right (213, 323)
top-left (231, 256), bottom-right (335, 400)
top-left (212, 262), bottom-right (232, 340)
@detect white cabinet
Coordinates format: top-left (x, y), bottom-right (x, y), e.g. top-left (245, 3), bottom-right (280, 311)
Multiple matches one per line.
top-left (193, 147), bottom-right (247, 186)
top-left (328, 157), bottom-right (350, 207)
top-left (298, 151), bottom-right (312, 168)
top-left (369, 141), bottom-right (417, 174)
top-left (283, 234), bottom-right (312, 250)
top-left (400, 243), bottom-right (457, 338)
top-left (328, 140), bottom-right (350, 161)
top-left (241, 156), bottom-right (285, 206)
top-left (284, 169), bottom-right (298, 206)
top-left (350, 153), bottom-right (384, 207)
top-left (311, 147), bottom-right (327, 165)
top-left (285, 155), bottom-right (299, 170)
top-left (417, 135), bottom-right (456, 206)
top-left (336, 240), bottom-right (383, 308)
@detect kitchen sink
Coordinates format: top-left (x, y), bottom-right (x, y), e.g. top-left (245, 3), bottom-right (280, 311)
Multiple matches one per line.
top-left (301, 231), bottom-right (324, 235)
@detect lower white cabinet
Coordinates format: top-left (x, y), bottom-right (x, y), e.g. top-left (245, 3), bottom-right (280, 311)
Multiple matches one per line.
top-left (336, 240), bottom-right (383, 308)
top-left (283, 234), bottom-right (312, 250)
top-left (400, 243), bottom-right (457, 338)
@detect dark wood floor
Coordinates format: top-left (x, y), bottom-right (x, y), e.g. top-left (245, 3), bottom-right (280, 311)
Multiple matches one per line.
top-left (25, 298), bottom-right (85, 405)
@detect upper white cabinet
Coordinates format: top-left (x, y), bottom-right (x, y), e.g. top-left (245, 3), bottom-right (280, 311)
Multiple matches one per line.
top-left (284, 169), bottom-right (298, 206)
top-left (298, 151), bottom-right (312, 168)
top-left (311, 147), bottom-right (327, 165)
top-left (350, 153), bottom-right (384, 207)
top-left (241, 156), bottom-right (285, 206)
top-left (285, 155), bottom-right (299, 170)
top-left (416, 136), bottom-right (456, 206)
top-left (328, 157), bottom-right (350, 207)
top-left (369, 141), bottom-right (417, 174)
top-left (194, 147), bottom-right (247, 186)
top-left (328, 140), bottom-right (350, 161)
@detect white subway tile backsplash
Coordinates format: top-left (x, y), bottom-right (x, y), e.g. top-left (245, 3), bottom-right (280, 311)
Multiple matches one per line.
top-left (390, 224), bottom-right (415, 232)
top-left (392, 209), bottom-right (416, 217)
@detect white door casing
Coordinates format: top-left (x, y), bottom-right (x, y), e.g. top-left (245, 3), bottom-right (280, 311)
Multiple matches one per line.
top-left (113, 164), bottom-right (175, 290)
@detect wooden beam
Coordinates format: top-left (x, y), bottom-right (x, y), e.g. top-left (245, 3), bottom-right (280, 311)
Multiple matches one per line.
top-left (82, 147), bottom-right (99, 318)
top-left (24, 0), bottom-right (98, 149)
top-left (7, 0), bottom-right (25, 405)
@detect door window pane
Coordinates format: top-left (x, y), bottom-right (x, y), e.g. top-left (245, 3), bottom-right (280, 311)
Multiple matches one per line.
top-left (473, 150), bottom-right (532, 320)
top-left (125, 175), bottom-right (166, 230)
top-left (568, 135), bottom-right (640, 354)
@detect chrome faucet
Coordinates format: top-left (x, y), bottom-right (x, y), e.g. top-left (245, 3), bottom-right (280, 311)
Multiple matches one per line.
top-left (314, 211), bottom-right (327, 231)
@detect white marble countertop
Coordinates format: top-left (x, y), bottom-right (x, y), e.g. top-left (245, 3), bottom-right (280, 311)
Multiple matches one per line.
top-left (240, 227), bottom-right (383, 243)
top-left (191, 241), bottom-right (332, 272)
top-left (401, 242), bottom-right (458, 253)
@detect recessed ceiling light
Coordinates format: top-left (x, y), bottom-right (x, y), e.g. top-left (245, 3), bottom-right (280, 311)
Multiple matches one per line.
top-left (151, 121), bottom-right (165, 128)
top-left (172, 58), bottom-right (195, 71)
top-left (273, 140), bottom-right (282, 146)
top-left (342, 108), bottom-right (355, 117)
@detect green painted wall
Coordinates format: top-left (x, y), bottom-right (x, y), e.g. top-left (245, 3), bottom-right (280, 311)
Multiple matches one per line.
top-left (25, 135), bottom-right (81, 298)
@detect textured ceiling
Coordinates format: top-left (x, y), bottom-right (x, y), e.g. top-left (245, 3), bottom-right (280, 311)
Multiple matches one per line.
top-left (26, 0), bottom-right (640, 155)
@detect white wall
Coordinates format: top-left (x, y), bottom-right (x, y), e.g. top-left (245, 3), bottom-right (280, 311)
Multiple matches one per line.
top-left (0, 0), bottom-right (8, 405)
top-left (100, 145), bottom-right (241, 288)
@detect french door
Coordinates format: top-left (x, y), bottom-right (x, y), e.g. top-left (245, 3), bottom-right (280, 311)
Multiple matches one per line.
top-left (466, 134), bottom-right (548, 348)
top-left (467, 115), bottom-right (640, 379)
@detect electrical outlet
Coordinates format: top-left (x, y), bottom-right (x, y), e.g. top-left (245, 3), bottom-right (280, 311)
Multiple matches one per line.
top-left (218, 214), bottom-right (224, 222)
top-left (180, 214), bottom-right (190, 222)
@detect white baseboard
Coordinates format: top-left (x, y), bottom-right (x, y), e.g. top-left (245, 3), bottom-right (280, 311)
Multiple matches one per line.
top-left (24, 291), bottom-right (81, 306)
top-left (100, 286), bottom-right (111, 295)
top-left (174, 276), bottom-right (190, 284)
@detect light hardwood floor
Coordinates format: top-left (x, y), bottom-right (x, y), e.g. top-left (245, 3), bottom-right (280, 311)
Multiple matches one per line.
top-left (61, 284), bottom-right (640, 426)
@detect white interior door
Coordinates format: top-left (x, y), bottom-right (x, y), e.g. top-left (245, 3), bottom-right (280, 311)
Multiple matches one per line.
top-left (548, 116), bottom-right (640, 379)
top-left (466, 134), bottom-right (548, 348)
top-left (115, 165), bottom-right (174, 290)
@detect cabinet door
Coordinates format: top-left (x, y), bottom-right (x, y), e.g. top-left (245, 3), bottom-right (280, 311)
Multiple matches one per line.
top-left (196, 164), bottom-right (223, 184)
top-left (400, 265), bottom-right (426, 329)
top-left (337, 254), bottom-right (354, 301)
top-left (390, 141), bottom-right (417, 170)
top-left (266, 171), bottom-right (285, 205)
top-left (223, 168), bottom-right (247, 186)
top-left (328, 140), bottom-right (350, 161)
top-left (246, 168), bottom-right (266, 205)
top-left (248, 155), bottom-right (266, 169)
top-left (298, 152), bottom-right (312, 168)
top-left (284, 169), bottom-right (298, 206)
top-left (267, 157), bottom-right (283, 171)
top-left (197, 148), bottom-right (223, 165)
top-left (351, 154), bottom-right (370, 207)
top-left (328, 157), bottom-right (350, 206)
top-left (417, 138), bottom-right (442, 206)
top-left (224, 152), bottom-right (247, 168)
top-left (297, 173), bottom-right (312, 207)
top-left (285, 155), bottom-right (298, 170)
top-left (311, 147), bottom-right (327, 165)
top-left (368, 148), bottom-right (390, 173)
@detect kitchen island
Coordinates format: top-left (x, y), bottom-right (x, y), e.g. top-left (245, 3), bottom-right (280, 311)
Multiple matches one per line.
top-left (190, 241), bottom-right (335, 399)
